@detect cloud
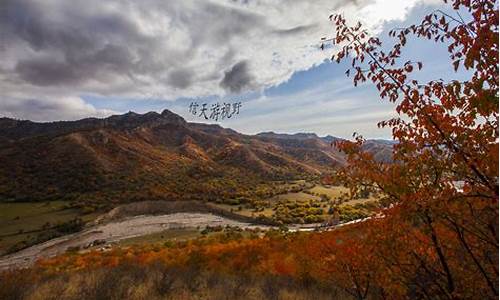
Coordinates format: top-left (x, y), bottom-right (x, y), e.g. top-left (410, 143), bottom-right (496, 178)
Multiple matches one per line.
top-left (272, 24), bottom-right (318, 37)
top-left (168, 69), bottom-right (194, 89)
top-left (220, 60), bottom-right (254, 93)
top-left (220, 78), bottom-right (397, 139)
top-left (15, 59), bottom-right (81, 86)
top-left (0, 0), bottom-right (438, 121)
top-left (0, 96), bottom-right (117, 122)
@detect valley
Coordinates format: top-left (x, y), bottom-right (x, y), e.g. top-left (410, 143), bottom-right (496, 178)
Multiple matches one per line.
top-left (0, 213), bottom-right (267, 270)
top-left (0, 181), bottom-right (380, 261)
top-left (0, 110), bottom-right (384, 259)
top-left (0, 1), bottom-right (496, 298)
top-left (0, 110), bottom-right (391, 205)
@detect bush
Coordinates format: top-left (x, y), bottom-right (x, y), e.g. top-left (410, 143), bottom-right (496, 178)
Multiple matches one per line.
top-left (337, 205), bottom-right (370, 222)
top-left (54, 218), bottom-right (84, 234)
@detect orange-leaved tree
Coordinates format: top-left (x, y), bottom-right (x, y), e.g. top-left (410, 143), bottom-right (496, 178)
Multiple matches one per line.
top-left (321, 0), bottom-right (498, 298)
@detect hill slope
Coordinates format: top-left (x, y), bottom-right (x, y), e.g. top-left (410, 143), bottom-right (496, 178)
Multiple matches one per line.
top-left (0, 110), bottom-right (392, 203)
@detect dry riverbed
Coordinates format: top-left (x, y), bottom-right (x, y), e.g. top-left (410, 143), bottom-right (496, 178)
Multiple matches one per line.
top-left (0, 213), bottom-right (257, 269)
top-left (0, 212), bottom-right (326, 270)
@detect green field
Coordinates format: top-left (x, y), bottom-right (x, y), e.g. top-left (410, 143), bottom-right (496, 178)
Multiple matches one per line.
top-left (307, 185), bottom-right (350, 198)
top-left (0, 201), bottom-right (98, 255)
top-left (267, 191), bottom-right (320, 202)
top-left (210, 202), bottom-right (276, 217)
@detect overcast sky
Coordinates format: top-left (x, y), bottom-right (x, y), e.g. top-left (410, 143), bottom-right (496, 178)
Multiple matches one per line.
top-left (1, 0), bottom-right (466, 139)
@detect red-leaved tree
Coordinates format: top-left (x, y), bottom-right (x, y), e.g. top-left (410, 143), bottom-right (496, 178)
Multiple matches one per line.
top-left (321, 0), bottom-right (498, 298)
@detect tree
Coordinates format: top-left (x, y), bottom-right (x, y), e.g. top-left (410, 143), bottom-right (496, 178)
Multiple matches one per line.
top-left (321, 0), bottom-right (498, 297)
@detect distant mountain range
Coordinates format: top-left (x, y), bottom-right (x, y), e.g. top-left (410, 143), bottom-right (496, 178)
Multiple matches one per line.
top-left (0, 110), bottom-right (393, 203)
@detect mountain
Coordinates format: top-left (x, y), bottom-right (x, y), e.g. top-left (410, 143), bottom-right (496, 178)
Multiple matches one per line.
top-left (0, 110), bottom-right (393, 204)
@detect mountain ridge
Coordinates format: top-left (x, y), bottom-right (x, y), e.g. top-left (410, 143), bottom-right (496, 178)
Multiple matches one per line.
top-left (0, 109), bottom-right (393, 203)
top-left (1, 110), bottom-right (395, 144)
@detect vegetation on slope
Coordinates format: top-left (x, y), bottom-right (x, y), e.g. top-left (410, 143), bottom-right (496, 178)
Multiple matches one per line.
top-left (0, 1), bottom-right (497, 299)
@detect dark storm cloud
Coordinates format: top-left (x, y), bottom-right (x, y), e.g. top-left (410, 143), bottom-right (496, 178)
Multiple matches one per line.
top-left (0, 0), bottom-right (267, 90)
top-left (220, 60), bottom-right (254, 93)
top-left (2, 0), bottom-right (139, 52)
top-left (14, 44), bottom-right (136, 86)
top-left (1, 0), bottom-right (155, 87)
top-left (15, 59), bottom-right (80, 86)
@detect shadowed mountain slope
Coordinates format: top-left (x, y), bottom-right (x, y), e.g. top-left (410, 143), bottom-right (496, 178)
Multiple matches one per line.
top-left (0, 110), bottom-right (392, 203)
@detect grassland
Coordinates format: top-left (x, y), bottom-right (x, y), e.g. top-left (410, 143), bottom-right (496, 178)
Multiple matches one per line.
top-left (0, 201), bottom-right (98, 255)
top-left (308, 185), bottom-right (350, 198)
top-left (267, 191), bottom-right (320, 202)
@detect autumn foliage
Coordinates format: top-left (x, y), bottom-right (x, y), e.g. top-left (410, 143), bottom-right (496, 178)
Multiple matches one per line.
top-left (0, 1), bottom-right (498, 299)
top-left (0, 229), bottom-right (362, 299)
top-left (326, 0), bottom-right (498, 298)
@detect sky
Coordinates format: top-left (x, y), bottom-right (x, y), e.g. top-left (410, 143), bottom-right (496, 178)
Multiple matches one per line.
top-left (0, 0), bottom-right (467, 139)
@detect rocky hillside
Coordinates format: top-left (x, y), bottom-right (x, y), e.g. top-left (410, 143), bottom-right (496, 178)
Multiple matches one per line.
top-left (0, 110), bottom-right (393, 203)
